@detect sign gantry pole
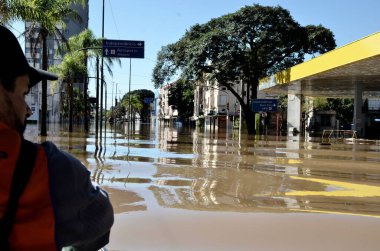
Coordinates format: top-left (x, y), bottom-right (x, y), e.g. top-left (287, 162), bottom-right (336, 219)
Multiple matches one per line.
top-left (100, 0), bottom-right (105, 139)
top-left (102, 38), bottom-right (145, 146)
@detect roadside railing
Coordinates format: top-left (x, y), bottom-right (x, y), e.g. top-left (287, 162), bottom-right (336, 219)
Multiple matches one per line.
top-left (321, 130), bottom-right (357, 144)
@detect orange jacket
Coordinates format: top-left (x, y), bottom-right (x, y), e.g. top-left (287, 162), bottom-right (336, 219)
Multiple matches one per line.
top-left (0, 123), bottom-right (113, 250)
top-left (0, 124), bottom-right (56, 250)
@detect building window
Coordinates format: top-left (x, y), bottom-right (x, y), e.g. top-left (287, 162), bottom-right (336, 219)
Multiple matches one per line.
top-left (219, 95), bottom-right (227, 106)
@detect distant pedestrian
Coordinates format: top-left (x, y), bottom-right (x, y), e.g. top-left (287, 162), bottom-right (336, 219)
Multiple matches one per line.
top-left (260, 112), bottom-right (268, 135)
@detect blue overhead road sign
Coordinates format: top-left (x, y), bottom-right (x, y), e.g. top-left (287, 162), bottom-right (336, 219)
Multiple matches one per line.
top-left (252, 99), bottom-right (278, 112)
top-left (102, 39), bottom-right (144, 58)
top-left (143, 97), bottom-right (154, 104)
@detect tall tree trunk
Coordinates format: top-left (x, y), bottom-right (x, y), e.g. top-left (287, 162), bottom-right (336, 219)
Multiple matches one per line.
top-left (225, 79), bottom-right (259, 135)
top-left (84, 51), bottom-right (89, 133)
top-left (69, 81), bottom-right (73, 132)
top-left (242, 104), bottom-right (256, 134)
top-left (40, 31), bottom-right (48, 136)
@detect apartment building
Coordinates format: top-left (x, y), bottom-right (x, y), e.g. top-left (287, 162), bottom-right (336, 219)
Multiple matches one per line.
top-left (193, 79), bottom-right (242, 131)
top-left (157, 82), bottom-right (179, 125)
top-left (157, 78), bottom-right (274, 131)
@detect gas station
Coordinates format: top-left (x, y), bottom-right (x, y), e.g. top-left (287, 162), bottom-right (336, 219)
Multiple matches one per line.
top-left (259, 31), bottom-right (380, 139)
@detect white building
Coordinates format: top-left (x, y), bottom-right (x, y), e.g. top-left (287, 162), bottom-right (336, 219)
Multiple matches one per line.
top-left (157, 82), bottom-right (178, 125)
top-left (193, 79), bottom-right (242, 131)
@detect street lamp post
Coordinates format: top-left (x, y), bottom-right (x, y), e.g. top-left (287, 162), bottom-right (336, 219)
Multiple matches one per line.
top-left (95, 57), bottom-right (99, 136)
top-left (74, 47), bottom-right (103, 137)
top-left (101, 0), bottom-right (105, 138)
top-left (73, 46), bottom-right (102, 134)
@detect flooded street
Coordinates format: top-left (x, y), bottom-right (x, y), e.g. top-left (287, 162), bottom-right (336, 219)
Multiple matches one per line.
top-left (25, 122), bottom-right (380, 251)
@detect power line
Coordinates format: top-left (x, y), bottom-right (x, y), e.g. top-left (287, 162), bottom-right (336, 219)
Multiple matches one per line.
top-left (107, 0), bottom-right (120, 39)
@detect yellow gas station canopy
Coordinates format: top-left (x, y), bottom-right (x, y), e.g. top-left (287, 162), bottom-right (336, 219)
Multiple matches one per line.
top-left (259, 32), bottom-right (380, 97)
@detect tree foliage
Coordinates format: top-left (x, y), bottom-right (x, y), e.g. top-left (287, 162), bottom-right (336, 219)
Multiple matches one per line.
top-left (152, 4), bottom-right (336, 134)
top-left (57, 29), bottom-right (121, 131)
top-left (121, 89), bottom-right (154, 122)
top-left (2, 0), bottom-right (85, 135)
top-left (313, 97), bottom-right (354, 125)
top-left (50, 45), bottom-right (87, 132)
top-left (59, 28), bottom-right (121, 76)
top-left (168, 79), bottom-right (194, 121)
top-left (59, 87), bottom-right (89, 121)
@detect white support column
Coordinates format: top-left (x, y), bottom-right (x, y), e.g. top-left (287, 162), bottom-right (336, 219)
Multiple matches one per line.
top-left (287, 94), bottom-right (301, 137)
top-left (353, 82), bottom-right (364, 137)
top-left (305, 96), bottom-right (314, 140)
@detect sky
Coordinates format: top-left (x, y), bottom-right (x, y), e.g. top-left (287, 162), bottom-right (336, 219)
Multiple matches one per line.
top-left (10, 0), bottom-right (380, 106)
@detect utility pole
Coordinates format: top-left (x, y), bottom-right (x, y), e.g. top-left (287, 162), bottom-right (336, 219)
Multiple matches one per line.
top-left (100, 0), bottom-right (105, 138)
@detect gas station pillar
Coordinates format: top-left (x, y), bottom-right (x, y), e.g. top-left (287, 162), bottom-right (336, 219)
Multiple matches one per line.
top-left (287, 94), bottom-right (301, 137)
top-left (353, 83), bottom-right (365, 137)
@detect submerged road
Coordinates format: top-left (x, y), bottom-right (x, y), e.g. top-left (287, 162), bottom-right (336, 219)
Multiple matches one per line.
top-left (25, 122), bottom-right (380, 251)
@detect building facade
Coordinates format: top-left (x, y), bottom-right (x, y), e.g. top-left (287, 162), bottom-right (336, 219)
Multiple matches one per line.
top-left (157, 82), bottom-right (178, 125)
top-left (193, 80), bottom-right (241, 131)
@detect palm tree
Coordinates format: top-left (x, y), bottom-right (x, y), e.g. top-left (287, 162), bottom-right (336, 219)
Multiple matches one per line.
top-left (5, 0), bottom-right (85, 136)
top-left (122, 94), bottom-right (143, 122)
top-left (60, 29), bottom-right (121, 132)
top-left (50, 49), bottom-right (87, 132)
top-left (0, 1), bottom-right (10, 24)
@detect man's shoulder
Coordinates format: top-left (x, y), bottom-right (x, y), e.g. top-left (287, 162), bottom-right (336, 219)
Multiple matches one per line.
top-left (40, 141), bottom-right (58, 154)
top-left (40, 141), bottom-right (89, 176)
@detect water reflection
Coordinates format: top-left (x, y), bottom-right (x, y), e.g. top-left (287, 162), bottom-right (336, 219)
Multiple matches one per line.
top-left (24, 121), bottom-right (380, 219)
top-left (107, 188), bottom-right (147, 213)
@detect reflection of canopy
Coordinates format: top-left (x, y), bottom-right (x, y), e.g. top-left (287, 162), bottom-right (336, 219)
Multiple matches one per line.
top-left (259, 32), bottom-right (380, 97)
top-left (149, 172), bottom-right (315, 213)
top-left (148, 166), bottom-right (380, 218)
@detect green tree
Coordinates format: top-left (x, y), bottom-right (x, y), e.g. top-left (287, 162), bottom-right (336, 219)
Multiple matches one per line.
top-left (121, 94), bottom-right (142, 121)
top-left (59, 29), bottom-right (121, 131)
top-left (314, 98), bottom-right (354, 126)
top-left (58, 87), bottom-right (89, 124)
top-left (50, 48), bottom-right (87, 132)
top-left (153, 4), bottom-right (336, 134)
top-left (168, 79), bottom-right (194, 121)
top-left (121, 89), bottom-right (154, 122)
top-left (5, 0), bottom-right (84, 135)
top-left (109, 104), bottom-right (126, 123)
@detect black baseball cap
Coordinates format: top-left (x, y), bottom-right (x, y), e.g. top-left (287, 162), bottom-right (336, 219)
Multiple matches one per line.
top-left (0, 25), bottom-right (58, 87)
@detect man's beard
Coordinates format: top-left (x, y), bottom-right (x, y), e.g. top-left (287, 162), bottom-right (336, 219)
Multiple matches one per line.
top-left (6, 110), bottom-right (27, 135)
top-left (14, 117), bottom-right (27, 135)
top-left (0, 93), bottom-right (27, 135)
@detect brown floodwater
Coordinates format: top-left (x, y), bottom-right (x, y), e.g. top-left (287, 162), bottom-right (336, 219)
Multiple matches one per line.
top-left (25, 122), bottom-right (380, 251)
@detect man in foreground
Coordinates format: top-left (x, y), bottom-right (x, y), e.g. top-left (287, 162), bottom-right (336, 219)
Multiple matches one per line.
top-left (0, 25), bottom-right (114, 250)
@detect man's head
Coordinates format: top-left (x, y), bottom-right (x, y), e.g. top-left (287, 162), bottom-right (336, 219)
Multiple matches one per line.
top-left (0, 25), bottom-right (57, 134)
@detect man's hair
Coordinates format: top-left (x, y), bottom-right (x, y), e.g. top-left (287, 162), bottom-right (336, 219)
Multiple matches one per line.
top-left (0, 76), bottom-right (17, 92)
